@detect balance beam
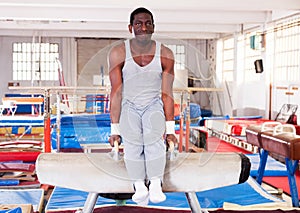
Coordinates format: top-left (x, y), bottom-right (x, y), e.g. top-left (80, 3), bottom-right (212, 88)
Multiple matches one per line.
top-left (36, 152), bottom-right (250, 213)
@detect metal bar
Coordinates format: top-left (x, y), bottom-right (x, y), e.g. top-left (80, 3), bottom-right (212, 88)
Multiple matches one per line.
top-left (82, 192), bottom-right (99, 213)
top-left (56, 92), bottom-right (61, 152)
top-left (179, 92), bottom-right (184, 152)
top-left (256, 149), bottom-right (268, 184)
top-left (44, 89), bottom-right (51, 153)
top-left (285, 158), bottom-right (299, 207)
top-left (185, 192), bottom-right (205, 213)
top-left (185, 92), bottom-right (190, 152)
top-left (10, 86), bottom-right (222, 94)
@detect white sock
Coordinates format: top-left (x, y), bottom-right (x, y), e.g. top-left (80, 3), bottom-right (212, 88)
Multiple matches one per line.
top-left (132, 180), bottom-right (149, 206)
top-left (149, 178), bottom-right (166, 203)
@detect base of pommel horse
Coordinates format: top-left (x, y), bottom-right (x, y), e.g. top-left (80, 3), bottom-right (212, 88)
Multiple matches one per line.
top-left (36, 152), bottom-right (250, 213)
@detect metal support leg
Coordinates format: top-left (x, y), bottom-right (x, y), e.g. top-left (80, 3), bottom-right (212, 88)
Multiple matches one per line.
top-left (285, 158), bottom-right (299, 207)
top-left (185, 192), bottom-right (207, 213)
top-left (82, 192), bottom-right (99, 213)
top-left (256, 149), bottom-right (268, 184)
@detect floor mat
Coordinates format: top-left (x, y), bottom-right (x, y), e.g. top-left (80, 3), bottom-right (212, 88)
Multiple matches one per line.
top-left (45, 177), bottom-right (284, 212)
top-left (207, 136), bottom-right (300, 197)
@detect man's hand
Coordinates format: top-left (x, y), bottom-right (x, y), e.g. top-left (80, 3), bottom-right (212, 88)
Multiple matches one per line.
top-left (108, 135), bottom-right (122, 147)
top-left (166, 134), bottom-right (178, 148)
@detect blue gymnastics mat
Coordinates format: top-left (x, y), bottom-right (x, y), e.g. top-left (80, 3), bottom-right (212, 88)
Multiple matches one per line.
top-left (45, 177), bottom-right (284, 212)
top-left (246, 153), bottom-right (287, 177)
top-left (0, 207), bottom-right (22, 213)
top-left (51, 113), bottom-right (111, 149)
top-left (0, 189), bottom-right (44, 213)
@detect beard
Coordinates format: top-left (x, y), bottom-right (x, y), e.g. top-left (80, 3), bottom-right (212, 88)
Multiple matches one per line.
top-left (134, 33), bottom-right (153, 44)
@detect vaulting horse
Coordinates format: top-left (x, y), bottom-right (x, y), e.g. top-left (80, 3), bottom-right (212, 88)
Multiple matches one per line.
top-left (246, 122), bottom-right (300, 207)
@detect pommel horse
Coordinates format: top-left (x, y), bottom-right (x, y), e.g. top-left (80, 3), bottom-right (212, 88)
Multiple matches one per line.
top-left (246, 122), bottom-right (300, 207)
top-left (36, 145), bottom-right (250, 213)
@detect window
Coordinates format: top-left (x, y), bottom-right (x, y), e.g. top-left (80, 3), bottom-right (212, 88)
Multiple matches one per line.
top-left (13, 42), bottom-right (59, 81)
top-left (222, 38), bottom-right (234, 81)
top-left (272, 16), bottom-right (300, 82)
top-left (167, 44), bottom-right (185, 70)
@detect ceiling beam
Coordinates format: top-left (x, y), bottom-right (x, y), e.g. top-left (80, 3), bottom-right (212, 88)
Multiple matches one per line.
top-left (0, 20), bottom-right (238, 39)
top-left (0, 28), bottom-right (220, 39)
top-left (0, 6), bottom-right (270, 24)
top-left (0, 20), bottom-right (241, 33)
top-left (1, 0), bottom-right (300, 11)
top-left (0, 0), bottom-right (298, 39)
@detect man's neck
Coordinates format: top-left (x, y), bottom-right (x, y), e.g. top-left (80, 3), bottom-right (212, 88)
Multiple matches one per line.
top-left (131, 39), bottom-right (153, 54)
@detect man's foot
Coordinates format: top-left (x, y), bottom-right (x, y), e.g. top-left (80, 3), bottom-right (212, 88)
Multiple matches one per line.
top-left (132, 181), bottom-right (149, 206)
top-left (149, 178), bottom-right (166, 203)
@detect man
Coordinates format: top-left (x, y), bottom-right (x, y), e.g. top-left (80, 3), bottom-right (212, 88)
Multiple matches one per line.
top-left (108, 7), bottom-right (177, 205)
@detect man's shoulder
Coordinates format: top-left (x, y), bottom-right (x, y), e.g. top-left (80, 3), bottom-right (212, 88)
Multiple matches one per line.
top-left (160, 43), bottom-right (174, 59)
top-left (159, 42), bottom-right (171, 51)
top-left (109, 40), bottom-right (126, 57)
top-left (111, 40), bottom-right (126, 51)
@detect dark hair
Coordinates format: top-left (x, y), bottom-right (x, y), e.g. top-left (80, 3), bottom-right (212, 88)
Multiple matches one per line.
top-left (129, 7), bottom-right (154, 25)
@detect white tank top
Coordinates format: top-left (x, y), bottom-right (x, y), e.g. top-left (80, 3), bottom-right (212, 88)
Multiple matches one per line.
top-left (122, 39), bottom-right (162, 108)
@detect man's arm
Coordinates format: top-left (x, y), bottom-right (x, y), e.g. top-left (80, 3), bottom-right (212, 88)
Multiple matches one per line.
top-left (161, 44), bottom-right (175, 121)
top-left (161, 44), bottom-right (177, 145)
top-left (108, 44), bottom-right (124, 145)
